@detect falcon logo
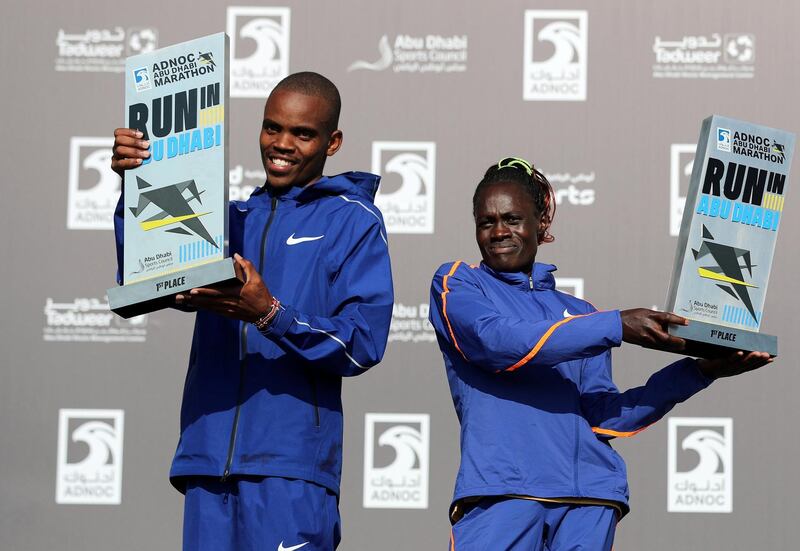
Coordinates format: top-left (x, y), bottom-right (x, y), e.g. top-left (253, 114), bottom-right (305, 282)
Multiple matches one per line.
top-left (372, 141), bottom-right (436, 234)
top-left (523, 10), bottom-right (588, 101)
top-left (363, 413), bottom-right (430, 509)
top-left (668, 417), bottom-right (732, 513)
top-left (56, 409), bottom-right (125, 505)
top-left (693, 225), bottom-right (758, 323)
top-left (66, 137), bottom-right (118, 230)
top-left (227, 7), bottom-right (290, 98)
top-left (128, 176), bottom-right (218, 249)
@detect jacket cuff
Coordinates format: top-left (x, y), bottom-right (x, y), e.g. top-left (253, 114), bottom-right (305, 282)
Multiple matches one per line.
top-left (681, 357), bottom-right (716, 389)
top-left (260, 303), bottom-right (296, 339)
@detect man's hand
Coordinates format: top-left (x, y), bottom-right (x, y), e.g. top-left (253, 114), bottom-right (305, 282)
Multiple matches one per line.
top-left (620, 308), bottom-right (688, 352)
top-left (696, 350), bottom-right (773, 380)
top-left (111, 128), bottom-right (150, 178)
top-left (175, 254), bottom-right (274, 323)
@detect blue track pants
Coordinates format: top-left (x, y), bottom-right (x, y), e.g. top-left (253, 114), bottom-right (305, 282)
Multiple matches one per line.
top-left (183, 476), bottom-right (340, 551)
top-left (450, 497), bottom-right (617, 551)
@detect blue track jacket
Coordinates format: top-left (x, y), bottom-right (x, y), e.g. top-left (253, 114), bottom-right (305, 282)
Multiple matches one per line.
top-left (114, 172), bottom-right (393, 495)
top-left (429, 261), bottom-right (713, 516)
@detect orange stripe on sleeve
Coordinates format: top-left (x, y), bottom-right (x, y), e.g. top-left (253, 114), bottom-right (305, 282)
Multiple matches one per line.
top-left (592, 423), bottom-right (654, 438)
top-left (450, 527), bottom-right (456, 551)
top-left (504, 314), bottom-right (588, 372)
top-left (441, 261), bottom-right (468, 361)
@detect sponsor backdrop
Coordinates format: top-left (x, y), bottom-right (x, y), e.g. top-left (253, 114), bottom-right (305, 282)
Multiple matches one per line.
top-left (1, 1), bottom-right (798, 549)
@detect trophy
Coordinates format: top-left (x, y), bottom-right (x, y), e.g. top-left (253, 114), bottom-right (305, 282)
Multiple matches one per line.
top-left (108, 32), bottom-right (239, 318)
top-left (665, 115), bottom-right (794, 358)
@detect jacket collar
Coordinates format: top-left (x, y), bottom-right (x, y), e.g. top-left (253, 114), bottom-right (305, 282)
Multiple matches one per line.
top-left (479, 261), bottom-right (557, 290)
top-left (246, 171), bottom-right (381, 209)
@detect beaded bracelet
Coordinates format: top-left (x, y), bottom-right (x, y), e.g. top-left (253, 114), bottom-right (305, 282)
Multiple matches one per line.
top-left (253, 297), bottom-right (281, 332)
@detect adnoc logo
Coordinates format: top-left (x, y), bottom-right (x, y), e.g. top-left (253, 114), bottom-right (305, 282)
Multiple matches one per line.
top-left (523, 10), bottom-right (588, 101)
top-left (668, 417), bottom-right (733, 513)
top-left (56, 409), bottom-right (124, 505)
top-left (363, 413), bottom-right (430, 509)
top-left (372, 141), bottom-right (436, 234)
top-left (227, 7), bottom-right (290, 98)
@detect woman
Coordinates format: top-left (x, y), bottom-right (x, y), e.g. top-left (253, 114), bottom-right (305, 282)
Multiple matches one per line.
top-left (429, 157), bottom-right (771, 550)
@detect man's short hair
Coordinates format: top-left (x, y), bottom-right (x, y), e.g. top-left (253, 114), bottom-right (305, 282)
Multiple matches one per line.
top-left (272, 72), bottom-right (342, 132)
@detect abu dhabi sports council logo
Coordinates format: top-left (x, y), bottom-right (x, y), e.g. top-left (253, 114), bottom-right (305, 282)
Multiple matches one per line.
top-left (227, 6), bottom-right (290, 98)
top-left (348, 34), bottom-right (468, 74)
top-left (364, 413), bottom-right (430, 509)
top-left (717, 127), bottom-right (732, 152)
top-left (43, 297), bottom-right (147, 343)
top-left (133, 66), bottom-right (152, 92)
top-left (67, 137), bottom-right (118, 230)
top-left (668, 417), bottom-right (732, 513)
top-left (670, 144), bottom-right (696, 236)
top-left (389, 302), bottom-right (436, 344)
top-left (56, 409), bottom-right (124, 505)
top-left (372, 142), bottom-right (436, 234)
top-left (555, 277), bottom-right (585, 299)
top-left (523, 10), bottom-right (588, 101)
top-left (55, 27), bottom-right (158, 73)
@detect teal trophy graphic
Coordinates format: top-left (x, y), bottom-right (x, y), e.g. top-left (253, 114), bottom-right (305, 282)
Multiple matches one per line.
top-left (108, 33), bottom-right (239, 318)
top-left (665, 115), bottom-right (794, 357)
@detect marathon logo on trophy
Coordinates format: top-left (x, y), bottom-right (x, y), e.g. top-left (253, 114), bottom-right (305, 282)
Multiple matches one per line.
top-left (107, 33), bottom-right (239, 318)
top-left (665, 115), bottom-right (794, 357)
top-left (363, 413), bottom-right (430, 509)
top-left (56, 409), bottom-right (124, 505)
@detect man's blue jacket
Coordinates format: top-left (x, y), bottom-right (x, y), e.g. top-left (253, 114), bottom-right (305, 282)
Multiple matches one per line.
top-left (429, 261), bottom-right (712, 516)
top-left (115, 172), bottom-right (393, 495)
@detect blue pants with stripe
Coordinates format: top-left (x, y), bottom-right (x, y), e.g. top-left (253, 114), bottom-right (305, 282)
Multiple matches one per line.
top-left (183, 476), bottom-right (340, 551)
top-left (450, 497), bottom-right (617, 551)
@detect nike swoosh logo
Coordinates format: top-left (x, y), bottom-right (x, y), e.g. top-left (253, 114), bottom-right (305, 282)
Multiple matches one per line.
top-left (278, 542), bottom-right (309, 551)
top-left (286, 233), bottom-right (324, 245)
top-left (563, 308), bottom-right (578, 318)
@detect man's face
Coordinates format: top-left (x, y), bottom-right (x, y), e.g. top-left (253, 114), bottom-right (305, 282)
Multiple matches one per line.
top-left (474, 181), bottom-right (542, 274)
top-left (259, 89), bottom-right (343, 188)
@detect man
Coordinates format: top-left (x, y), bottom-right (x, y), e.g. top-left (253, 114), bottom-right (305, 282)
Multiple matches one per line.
top-left (111, 72), bottom-right (393, 550)
top-left (429, 157), bottom-right (770, 550)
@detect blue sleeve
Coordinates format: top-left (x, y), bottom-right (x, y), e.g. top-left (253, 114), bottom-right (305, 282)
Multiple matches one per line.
top-left (428, 261), bottom-right (622, 372)
top-left (258, 221), bottom-right (393, 377)
top-left (579, 354), bottom-right (714, 439)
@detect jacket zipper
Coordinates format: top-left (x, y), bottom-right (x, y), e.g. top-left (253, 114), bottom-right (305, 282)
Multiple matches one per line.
top-left (529, 275), bottom-right (534, 290)
top-left (221, 196), bottom-right (278, 481)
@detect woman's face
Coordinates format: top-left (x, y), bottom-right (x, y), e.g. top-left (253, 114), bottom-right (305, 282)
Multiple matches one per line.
top-left (474, 181), bottom-right (542, 274)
